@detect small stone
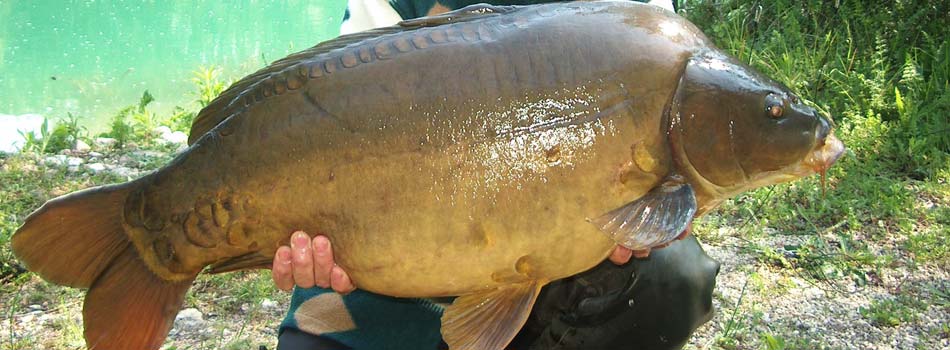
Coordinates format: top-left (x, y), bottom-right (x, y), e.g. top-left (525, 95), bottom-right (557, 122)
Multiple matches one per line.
top-left (164, 131), bottom-right (188, 145)
top-left (132, 150), bottom-right (165, 158)
top-left (88, 151), bottom-right (103, 158)
top-left (155, 126), bottom-right (188, 145)
top-left (261, 299), bottom-right (279, 312)
top-left (94, 137), bottom-right (117, 148)
top-left (74, 139), bottom-right (91, 152)
top-left (44, 154), bottom-right (68, 166)
top-left (28, 304), bottom-right (43, 311)
top-left (66, 157), bottom-right (83, 167)
top-left (154, 126), bottom-right (172, 136)
top-left (173, 308), bottom-right (205, 331)
top-left (110, 166), bottom-right (138, 178)
top-left (86, 163), bottom-right (108, 173)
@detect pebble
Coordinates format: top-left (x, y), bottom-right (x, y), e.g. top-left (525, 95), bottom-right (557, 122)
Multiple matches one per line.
top-left (110, 166), bottom-right (138, 178)
top-left (132, 150), bottom-right (165, 159)
top-left (155, 126), bottom-right (188, 145)
top-left (44, 154), bottom-right (68, 166)
top-left (94, 137), bottom-right (117, 148)
top-left (74, 139), bottom-right (91, 152)
top-left (261, 299), bottom-right (279, 312)
top-left (173, 308), bottom-right (205, 331)
top-left (66, 156), bottom-right (84, 172)
top-left (86, 163), bottom-right (108, 173)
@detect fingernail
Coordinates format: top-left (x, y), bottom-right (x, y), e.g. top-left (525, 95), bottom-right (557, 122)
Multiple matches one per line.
top-left (278, 249), bottom-right (292, 263)
top-left (292, 232), bottom-right (309, 248)
top-left (332, 266), bottom-right (344, 280)
top-left (314, 236), bottom-right (329, 256)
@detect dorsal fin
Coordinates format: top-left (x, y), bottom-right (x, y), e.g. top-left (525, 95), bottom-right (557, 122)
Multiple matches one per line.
top-left (187, 26), bottom-right (410, 145)
top-left (398, 3), bottom-right (516, 28)
top-left (187, 4), bottom-right (521, 145)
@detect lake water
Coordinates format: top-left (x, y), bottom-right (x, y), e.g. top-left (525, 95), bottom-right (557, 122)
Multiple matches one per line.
top-left (0, 0), bottom-right (346, 133)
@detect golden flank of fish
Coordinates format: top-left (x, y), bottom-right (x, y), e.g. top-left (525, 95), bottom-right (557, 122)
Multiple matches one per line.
top-left (12, 2), bottom-right (844, 349)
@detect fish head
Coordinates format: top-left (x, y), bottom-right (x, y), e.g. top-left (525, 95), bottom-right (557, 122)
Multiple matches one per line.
top-left (669, 51), bottom-right (845, 210)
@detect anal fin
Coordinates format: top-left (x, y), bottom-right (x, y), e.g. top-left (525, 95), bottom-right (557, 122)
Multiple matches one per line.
top-left (441, 281), bottom-right (544, 350)
top-left (592, 176), bottom-right (697, 250)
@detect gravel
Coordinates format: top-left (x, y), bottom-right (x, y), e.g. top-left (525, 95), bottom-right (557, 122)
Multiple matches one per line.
top-left (687, 230), bottom-right (950, 350)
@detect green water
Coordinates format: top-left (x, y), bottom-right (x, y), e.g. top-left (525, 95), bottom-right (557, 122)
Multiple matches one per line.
top-left (0, 0), bottom-right (346, 131)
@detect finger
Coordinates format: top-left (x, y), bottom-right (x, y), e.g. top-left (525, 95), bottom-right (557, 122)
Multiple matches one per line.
top-left (331, 265), bottom-right (356, 294)
top-left (676, 223), bottom-right (693, 240)
top-left (608, 246), bottom-right (634, 265)
top-left (631, 248), bottom-right (651, 259)
top-left (291, 231), bottom-right (316, 289)
top-left (312, 235), bottom-right (334, 289)
top-left (272, 246), bottom-right (295, 292)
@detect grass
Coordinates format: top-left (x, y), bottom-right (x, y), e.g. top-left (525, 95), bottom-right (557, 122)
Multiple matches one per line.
top-left (860, 295), bottom-right (926, 327)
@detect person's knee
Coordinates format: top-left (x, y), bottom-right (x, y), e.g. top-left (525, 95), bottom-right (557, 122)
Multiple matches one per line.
top-left (518, 236), bottom-right (720, 350)
top-left (277, 328), bottom-right (352, 350)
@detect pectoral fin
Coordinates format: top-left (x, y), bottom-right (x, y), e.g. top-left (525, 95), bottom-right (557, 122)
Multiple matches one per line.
top-left (593, 178), bottom-right (697, 250)
top-left (442, 281), bottom-right (544, 350)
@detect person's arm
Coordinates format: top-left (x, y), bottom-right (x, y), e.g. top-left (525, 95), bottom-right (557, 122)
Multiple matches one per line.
top-left (271, 231), bottom-right (657, 293)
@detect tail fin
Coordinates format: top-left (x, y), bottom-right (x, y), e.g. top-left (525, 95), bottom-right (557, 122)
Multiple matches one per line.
top-left (12, 183), bottom-right (197, 350)
top-left (84, 248), bottom-right (195, 350)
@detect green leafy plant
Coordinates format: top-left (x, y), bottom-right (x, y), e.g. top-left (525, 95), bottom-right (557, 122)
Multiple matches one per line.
top-left (16, 116), bottom-right (52, 154)
top-left (193, 65), bottom-right (226, 108)
top-left (859, 296), bottom-right (925, 327)
top-left (100, 90), bottom-right (160, 147)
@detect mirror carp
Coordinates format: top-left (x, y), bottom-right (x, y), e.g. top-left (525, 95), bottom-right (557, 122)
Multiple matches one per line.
top-left (12, 2), bottom-right (844, 349)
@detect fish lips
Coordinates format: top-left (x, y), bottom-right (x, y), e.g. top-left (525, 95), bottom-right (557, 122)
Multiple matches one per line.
top-left (803, 132), bottom-right (846, 174)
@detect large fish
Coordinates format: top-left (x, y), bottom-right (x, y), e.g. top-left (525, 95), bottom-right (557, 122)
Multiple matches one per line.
top-left (12, 2), bottom-right (844, 349)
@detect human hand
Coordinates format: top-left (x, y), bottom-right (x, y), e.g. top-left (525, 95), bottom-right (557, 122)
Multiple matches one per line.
top-left (611, 223), bottom-right (693, 262)
top-left (271, 231), bottom-right (356, 294)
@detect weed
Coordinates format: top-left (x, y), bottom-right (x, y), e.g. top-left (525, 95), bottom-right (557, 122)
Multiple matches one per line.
top-left (859, 295), bottom-right (926, 327)
top-left (16, 117), bottom-right (52, 155)
top-left (164, 106), bottom-right (197, 134)
top-left (192, 66), bottom-right (227, 108)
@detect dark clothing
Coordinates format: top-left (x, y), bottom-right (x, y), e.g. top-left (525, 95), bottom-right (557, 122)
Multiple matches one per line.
top-left (278, 236), bottom-right (719, 350)
top-left (512, 235), bottom-right (720, 349)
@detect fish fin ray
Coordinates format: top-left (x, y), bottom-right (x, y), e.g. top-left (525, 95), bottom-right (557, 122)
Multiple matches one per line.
top-left (84, 248), bottom-right (196, 350)
top-left (207, 252), bottom-right (272, 274)
top-left (399, 4), bottom-right (517, 28)
top-left (11, 183), bottom-right (134, 288)
top-left (592, 178), bottom-right (697, 250)
top-left (442, 280), bottom-right (543, 350)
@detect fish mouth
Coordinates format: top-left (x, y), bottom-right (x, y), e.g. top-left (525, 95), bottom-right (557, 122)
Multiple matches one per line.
top-left (803, 132), bottom-right (846, 174)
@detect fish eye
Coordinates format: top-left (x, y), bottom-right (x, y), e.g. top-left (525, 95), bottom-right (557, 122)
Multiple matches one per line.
top-left (765, 93), bottom-right (785, 119)
top-left (769, 105), bottom-right (784, 118)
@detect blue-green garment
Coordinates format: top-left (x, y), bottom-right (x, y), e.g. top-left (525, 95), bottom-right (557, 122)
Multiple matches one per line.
top-left (280, 287), bottom-right (444, 350)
